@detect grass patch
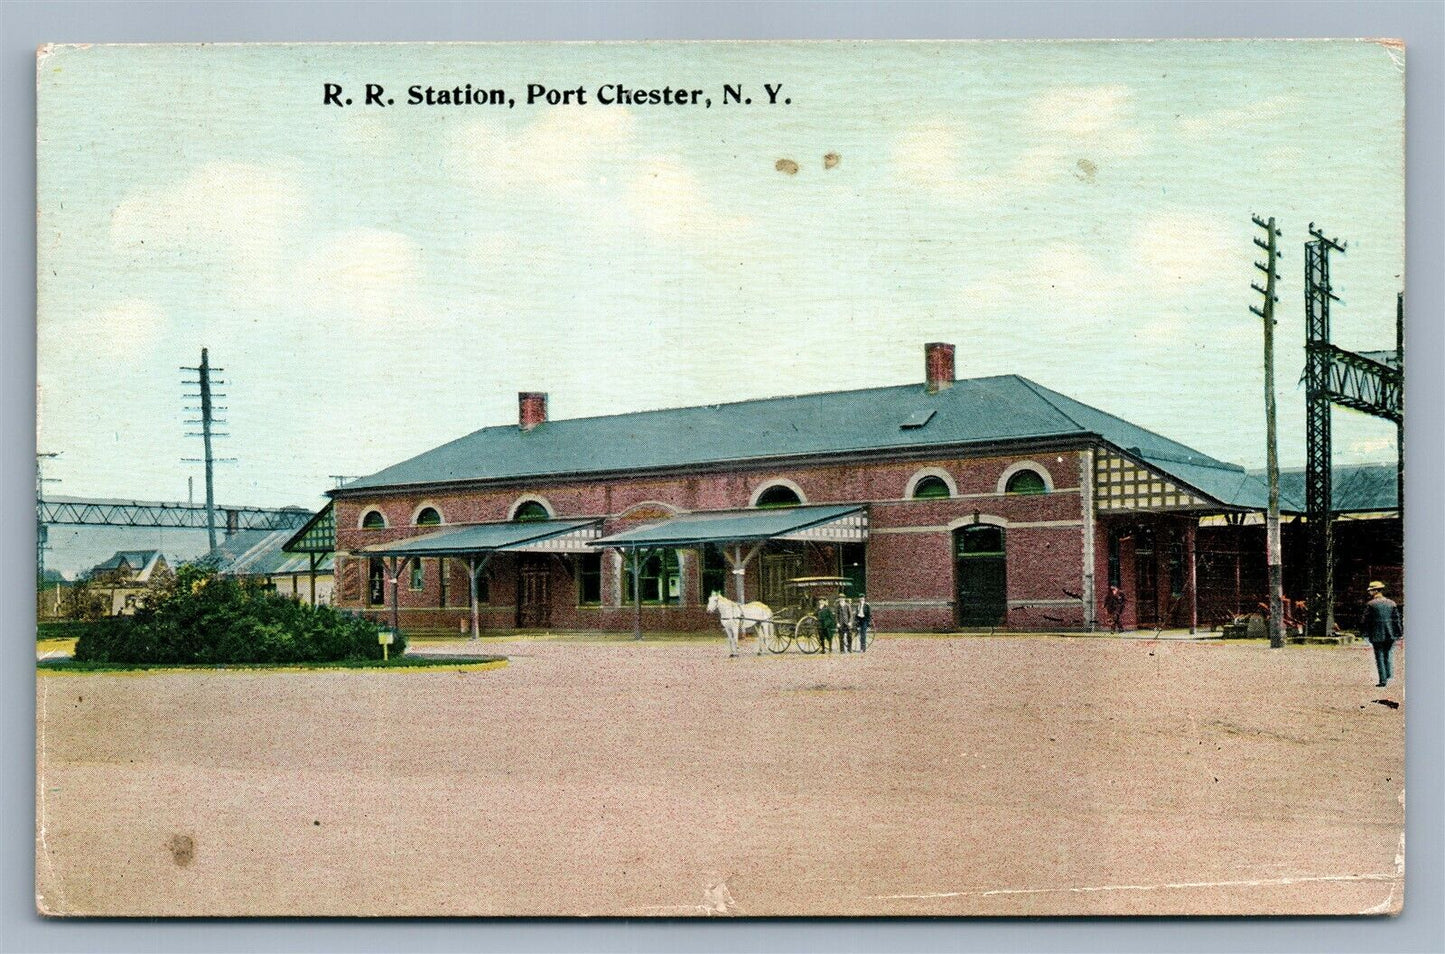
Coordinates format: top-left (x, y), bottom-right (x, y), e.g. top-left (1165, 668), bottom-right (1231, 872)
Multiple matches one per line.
top-left (36, 654), bottom-right (506, 675)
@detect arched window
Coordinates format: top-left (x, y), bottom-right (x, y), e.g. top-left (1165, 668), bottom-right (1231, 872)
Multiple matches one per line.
top-left (361, 510), bottom-right (386, 529)
top-left (912, 475), bottom-right (952, 499)
top-left (755, 485), bottom-right (802, 508)
top-left (415, 507), bottom-right (442, 526)
top-left (513, 500), bottom-right (550, 522)
top-left (1005, 469), bottom-right (1048, 495)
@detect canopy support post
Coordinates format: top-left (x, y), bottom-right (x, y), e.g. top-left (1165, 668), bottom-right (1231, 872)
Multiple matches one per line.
top-left (386, 556), bottom-right (400, 638)
top-left (467, 554), bottom-right (493, 640)
top-left (308, 552), bottom-right (318, 605)
top-left (631, 547), bottom-right (643, 641)
top-left (731, 544), bottom-right (746, 602)
top-left (723, 542), bottom-right (765, 603)
top-left (387, 555), bottom-right (417, 640)
top-left (1187, 520), bottom-right (1199, 635)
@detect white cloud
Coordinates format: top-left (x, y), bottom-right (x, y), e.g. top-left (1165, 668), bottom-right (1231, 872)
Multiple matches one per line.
top-left (891, 120), bottom-right (1006, 202)
top-left (1025, 84), bottom-right (1133, 138)
top-left (111, 161), bottom-right (304, 258)
top-left (1348, 436), bottom-right (1396, 457)
top-left (449, 108), bottom-right (747, 244)
top-left (56, 298), bottom-right (168, 360)
top-left (296, 228), bottom-right (425, 325)
top-left (624, 158), bottom-right (751, 241)
top-left (1176, 96), bottom-right (1294, 139)
top-left (954, 209), bottom-right (1246, 341)
top-left (448, 107), bottom-right (637, 195)
top-left (894, 86), bottom-right (1144, 198)
top-left (1013, 85), bottom-right (1145, 186)
top-left (1132, 211), bottom-right (1240, 288)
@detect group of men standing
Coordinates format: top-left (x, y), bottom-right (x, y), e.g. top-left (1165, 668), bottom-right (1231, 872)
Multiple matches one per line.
top-left (815, 594), bottom-right (872, 653)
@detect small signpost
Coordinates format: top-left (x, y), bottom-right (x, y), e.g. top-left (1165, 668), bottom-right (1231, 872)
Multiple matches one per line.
top-left (378, 628), bottom-right (395, 661)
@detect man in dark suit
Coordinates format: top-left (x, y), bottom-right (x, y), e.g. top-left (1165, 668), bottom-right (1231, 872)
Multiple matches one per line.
top-left (816, 598), bottom-right (837, 654)
top-left (1359, 581), bottom-right (1403, 687)
top-left (854, 595), bottom-right (873, 652)
top-left (1104, 585), bottom-right (1128, 634)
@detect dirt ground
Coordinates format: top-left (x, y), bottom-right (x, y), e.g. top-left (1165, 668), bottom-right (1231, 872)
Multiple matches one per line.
top-left (35, 634), bottom-right (1405, 917)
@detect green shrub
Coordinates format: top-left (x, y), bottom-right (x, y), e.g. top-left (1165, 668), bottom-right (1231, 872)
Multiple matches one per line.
top-left (38, 620), bottom-right (104, 642)
top-left (73, 564), bottom-right (398, 665)
top-left (58, 578), bottom-right (112, 621)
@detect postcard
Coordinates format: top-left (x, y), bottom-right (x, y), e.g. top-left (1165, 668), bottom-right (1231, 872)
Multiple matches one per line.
top-left (36, 39), bottom-right (1405, 917)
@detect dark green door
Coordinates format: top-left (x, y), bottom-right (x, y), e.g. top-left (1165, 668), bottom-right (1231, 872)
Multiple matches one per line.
top-left (955, 525), bottom-right (1007, 627)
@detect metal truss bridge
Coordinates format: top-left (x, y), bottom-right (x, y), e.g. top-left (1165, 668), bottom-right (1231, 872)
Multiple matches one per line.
top-left (38, 496), bottom-right (312, 532)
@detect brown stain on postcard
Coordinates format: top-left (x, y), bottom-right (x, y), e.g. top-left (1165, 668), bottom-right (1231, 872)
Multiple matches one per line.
top-left (167, 833), bottom-right (195, 867)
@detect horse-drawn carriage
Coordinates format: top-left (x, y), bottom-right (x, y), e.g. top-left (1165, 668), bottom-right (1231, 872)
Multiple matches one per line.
top-left (708, 576), bottom-right (856, 655)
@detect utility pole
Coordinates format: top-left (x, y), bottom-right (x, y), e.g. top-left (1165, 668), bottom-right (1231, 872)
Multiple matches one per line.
top-left (1251, 215), bottom-right (1285, 649)
top-left (181, 348), bottom-right (235, 552)
top-left (36, 452), bottom-right (61, 586)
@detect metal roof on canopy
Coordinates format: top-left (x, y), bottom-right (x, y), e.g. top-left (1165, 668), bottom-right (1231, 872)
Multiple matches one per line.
top-left (591, 504), bottom-right (868, 550)
top-left (354, 518), bottom-right (603, 557)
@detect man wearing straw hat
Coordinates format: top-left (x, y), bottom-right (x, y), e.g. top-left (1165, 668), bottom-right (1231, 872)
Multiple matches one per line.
top-left (1358, 581), bottom-right (1403, 688)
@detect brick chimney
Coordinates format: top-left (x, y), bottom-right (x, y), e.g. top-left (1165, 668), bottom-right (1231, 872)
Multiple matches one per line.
top-left (925, 342), bottom-right (955, 393)
top-left (518, 392), bottom-right (548, 431)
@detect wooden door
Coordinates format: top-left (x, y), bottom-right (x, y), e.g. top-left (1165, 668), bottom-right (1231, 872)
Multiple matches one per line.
top-left (955, 525), bottom-right (1007, 627)
top-left (1135, 526), bottom-right (1159, 626)
top-left (516, 558), bottom-right (551, 628)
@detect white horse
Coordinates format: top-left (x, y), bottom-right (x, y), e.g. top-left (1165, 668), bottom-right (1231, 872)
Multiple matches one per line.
top-left (706, 592), bottom-right (775, 656)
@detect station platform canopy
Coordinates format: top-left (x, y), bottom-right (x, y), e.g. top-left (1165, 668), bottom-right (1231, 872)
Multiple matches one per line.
top-left (282, 502), bottom-right (335, 555)
top-left (591, 504), bottom-right (868, 550)
top-left (354, 518), bottom-right (603, 557)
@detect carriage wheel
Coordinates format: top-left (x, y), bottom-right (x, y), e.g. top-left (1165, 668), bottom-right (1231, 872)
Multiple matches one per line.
top-left (764, 626), bottom-right (791, 654)
top-left (794, 616), bottom-right (821, 654)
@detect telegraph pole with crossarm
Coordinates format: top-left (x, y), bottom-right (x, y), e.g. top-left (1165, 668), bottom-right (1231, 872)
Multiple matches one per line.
top-left (181, 349), bottom-right (236, 552)
top-left (1250, 215), bottom-right (1286, 649)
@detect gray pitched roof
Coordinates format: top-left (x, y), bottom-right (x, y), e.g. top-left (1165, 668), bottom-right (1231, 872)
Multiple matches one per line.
top-left (340, 374), bottom-right (1263, 506)
top-left (92, 550), bottom-right (161, 573)
top-left (206, 529), bottom-right (295, 576)
top-left (1270, 463), bottom-right (1399, 514)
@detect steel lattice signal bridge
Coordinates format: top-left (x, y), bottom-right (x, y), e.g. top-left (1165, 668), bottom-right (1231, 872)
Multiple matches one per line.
top-left (39, 496), bottom-right (311, 532)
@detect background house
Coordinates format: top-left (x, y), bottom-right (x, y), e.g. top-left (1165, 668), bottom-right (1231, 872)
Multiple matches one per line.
top-left (86, 549), bottom-right (170, 615)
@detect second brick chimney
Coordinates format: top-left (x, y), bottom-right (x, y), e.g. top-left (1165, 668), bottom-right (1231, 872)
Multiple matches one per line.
top-left (925, 342), bottom-right (955, 393)
top-left (519, 392), bottom-right (548, 431)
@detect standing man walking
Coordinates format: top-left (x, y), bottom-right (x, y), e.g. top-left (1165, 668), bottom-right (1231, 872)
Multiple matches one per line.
top-left (817, 598), bottom-right (837, 654)
top-left (1359, 581), bottom-right (1403, 687)
top-left (1104, 585), bottom-right (1128, 634)
top-left (854, 594), bottom-right (873, 652)
top-left (835, 594), bottom-right (854, 653)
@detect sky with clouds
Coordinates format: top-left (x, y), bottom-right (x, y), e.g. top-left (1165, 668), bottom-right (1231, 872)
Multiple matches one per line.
top-left (37, 40), bottom-right (1405, 509)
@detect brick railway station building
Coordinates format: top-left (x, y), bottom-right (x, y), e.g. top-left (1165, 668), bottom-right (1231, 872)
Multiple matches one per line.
top-left (328, 343), bottom-right (1306, 638)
